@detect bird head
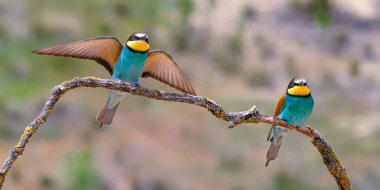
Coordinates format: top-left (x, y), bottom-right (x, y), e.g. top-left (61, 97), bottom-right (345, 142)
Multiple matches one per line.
top-left (126, 33), bottom-right (150, 53)
top-left (287, 77), bottom-right (311, 96)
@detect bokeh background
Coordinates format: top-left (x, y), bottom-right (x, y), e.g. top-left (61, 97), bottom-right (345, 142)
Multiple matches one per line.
top-left (0, 0), bottom-right (379, 189)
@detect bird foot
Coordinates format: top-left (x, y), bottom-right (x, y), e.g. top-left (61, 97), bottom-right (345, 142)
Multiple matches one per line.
top-left (228, 122), bottom-right (236, 128)
top-left (132, 83), bottom-right (140, 87)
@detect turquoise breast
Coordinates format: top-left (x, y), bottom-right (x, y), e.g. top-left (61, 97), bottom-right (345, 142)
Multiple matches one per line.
top-left (112, 47), bottom-right (148, 85)
top-left (278, 94), bottom-right (314, 128)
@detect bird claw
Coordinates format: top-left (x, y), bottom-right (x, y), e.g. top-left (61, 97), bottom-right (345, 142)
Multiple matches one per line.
top-left (228, 122), bottom-right (236, 128)
top-left (132, 83), bottom-right (140, 87)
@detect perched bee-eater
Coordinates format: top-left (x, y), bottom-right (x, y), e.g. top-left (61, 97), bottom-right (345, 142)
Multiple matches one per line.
top-left (266, 77), bottom-right (314, 167)
top-left (33, 33), bottom-right (196, 127)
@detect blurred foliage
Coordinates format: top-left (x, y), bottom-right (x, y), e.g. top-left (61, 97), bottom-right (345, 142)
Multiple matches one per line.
top-left (152, 180), bottom-right (167, 190)
top-left (273, 172), bottom-right (316, 190)
top-left (320, 71), bottom-right (340, 91)
top-left (178, 0), bottom-right (194, 19)
top-left (65, 149), bottom-right (103, 190)
top-left (228, 5), bottom-right (256, 56)
top-left (214, 55), bottom-right (240, 76)
top-left (0, 124), bottom-right (13, 139)
top-left (349, 59), bottom-right (360, 78)
top-left (229, 22), bottom-right (244, 56)
top-left (133, 179), bottom-right (169, 190)
top-left (11, 167), bottom-right (22, 183)
top-left (39, 175), bottom-right (55, 189)
top-left (284, 55), bottom-right (297, 77)
top-left (312, 0), bottom-right (331, 27)
top-left (241, 5), bottom-right (256, 21)
top-left (333, 30), bottom-right (349, 53)
top-left (359, 171), bottom-right (380, 190)
top-left (174, 0), bottom-right (194, 51)
top-left (218, 155), bottom-right (243, 173)
top-left (364, 43), bottom-right (375, 59)
top-left (254, 34), bottom-right (275, 60)
top-left (290, 0), bottom-right (332, 27)
top-left (246, 71), bottom-right (271, 88)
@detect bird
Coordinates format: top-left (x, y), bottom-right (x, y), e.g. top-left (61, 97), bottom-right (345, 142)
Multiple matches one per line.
top-left (33, 32), bottom-right (196, 127)
top-left (265, 77), bottom-right (314, 167)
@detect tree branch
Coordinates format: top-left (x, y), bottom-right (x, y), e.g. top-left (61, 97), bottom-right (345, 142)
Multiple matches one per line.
top-left (0, 77), bottom-right (353, 189)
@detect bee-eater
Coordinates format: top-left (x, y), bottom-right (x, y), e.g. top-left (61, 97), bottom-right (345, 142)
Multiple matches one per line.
top-left (33, 33), bottom-right (196, 127)
top-left (266, 77), bottom-right (314, 167)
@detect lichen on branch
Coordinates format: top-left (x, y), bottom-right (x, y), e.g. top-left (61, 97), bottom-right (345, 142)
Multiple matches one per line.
top-left (0, 77), bottom-right (353, 189)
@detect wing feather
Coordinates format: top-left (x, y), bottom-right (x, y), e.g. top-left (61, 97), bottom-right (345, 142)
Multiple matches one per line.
top-left (32, 36), bottom-right (124, 75)
top-left (267, 93), bottom-right (287, 141)
top-left (274, 93), bottom-right (286, 117)
top-left (142, 50), bottom-right (196, 95)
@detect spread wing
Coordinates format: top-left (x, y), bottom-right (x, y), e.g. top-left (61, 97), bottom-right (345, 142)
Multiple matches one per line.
top-left (32, 36), bottom-right (124, 75)
top-left (267, 93), bottom-right (286, 141)
top-left (142, 50), bottom-right (196, 95)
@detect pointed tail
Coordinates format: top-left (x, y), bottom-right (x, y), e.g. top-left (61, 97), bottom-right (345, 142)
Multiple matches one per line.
top-left (265, 125), bottom-right (287, 167)
top-left (96, 103), bottom-right (120, 127)
top-left (96, 90), bottom-right (128, 127)
top-left (265, 141), bottom-right (282, 167)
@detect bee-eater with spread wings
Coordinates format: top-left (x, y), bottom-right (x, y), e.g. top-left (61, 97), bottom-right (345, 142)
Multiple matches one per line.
top-left (33, 33), bottom-right (196, 127)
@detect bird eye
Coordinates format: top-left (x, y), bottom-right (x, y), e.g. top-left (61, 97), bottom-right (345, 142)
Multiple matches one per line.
top-left (292, 82), bottom-right (297, 86)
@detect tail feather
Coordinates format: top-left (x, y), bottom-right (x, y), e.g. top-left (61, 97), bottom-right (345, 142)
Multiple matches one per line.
top-left (265, 142), bottom-right (282, 167)
top-left (267, 125), bottom-right (274, 141)
top-left (96, 103), bottom-right (120, 127)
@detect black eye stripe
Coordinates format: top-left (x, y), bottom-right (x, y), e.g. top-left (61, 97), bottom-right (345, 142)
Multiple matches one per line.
top-left (129, 34), bottom-right (149, 42)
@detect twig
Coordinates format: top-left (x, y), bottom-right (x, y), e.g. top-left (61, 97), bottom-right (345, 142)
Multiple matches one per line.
top-left (0, 77), bottom-right (353, 189)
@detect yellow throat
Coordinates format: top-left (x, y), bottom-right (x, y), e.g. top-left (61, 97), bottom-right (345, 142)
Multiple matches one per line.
top-left (287, 86), bottom-right (310, 96)
top-left (127, 40), bottom-right (149, 52)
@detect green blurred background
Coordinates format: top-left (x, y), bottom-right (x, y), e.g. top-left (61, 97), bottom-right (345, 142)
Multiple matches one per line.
top-left (0, 0), bottom-right (380, 189)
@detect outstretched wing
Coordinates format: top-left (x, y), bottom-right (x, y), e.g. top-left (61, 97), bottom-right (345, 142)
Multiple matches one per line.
top-left (267, 93), bottom-right (286, 141)
top-left (142, 50), bottom-right (196, 95)
top-left (32, 36), bottom-right (124, 75)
